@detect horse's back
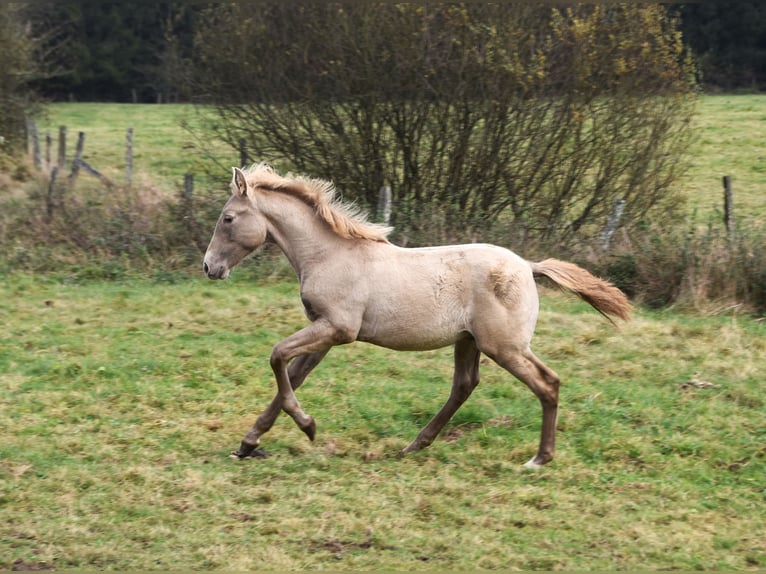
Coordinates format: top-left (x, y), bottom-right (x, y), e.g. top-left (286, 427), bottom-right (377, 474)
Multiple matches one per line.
top-left (354, 242), bottom-right (539, 351)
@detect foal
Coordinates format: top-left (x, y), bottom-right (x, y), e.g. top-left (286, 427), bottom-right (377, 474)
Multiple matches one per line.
top-left (203, 164), bottom-right (630, 467)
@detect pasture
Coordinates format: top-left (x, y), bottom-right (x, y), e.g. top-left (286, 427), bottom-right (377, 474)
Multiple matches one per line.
top-left (36, 95), bottom-right (766, 222)
top-left (1, 95), bottom-right (764, 569)
top-left (1, 275), bottom-right (764, 570)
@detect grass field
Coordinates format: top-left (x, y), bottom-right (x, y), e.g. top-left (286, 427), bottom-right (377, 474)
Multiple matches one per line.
top-left (1, 275), bottom-right (764, 570)
top-left (36, 95), bottom-right (766, 222)
top-left (34, 103), bottom-right (230, 193)
top-left (2, 96), bottom-right (764, 570)
top-left (682, 95), bottom-right (766, 222)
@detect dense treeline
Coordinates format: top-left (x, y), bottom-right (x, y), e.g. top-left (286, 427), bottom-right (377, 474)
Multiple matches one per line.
top-left (25, 1), bottom-right (196, 103)
top-left (15, 0), bottom-right (766, 102)
top-left (679, 0), bottom-right (766, 90)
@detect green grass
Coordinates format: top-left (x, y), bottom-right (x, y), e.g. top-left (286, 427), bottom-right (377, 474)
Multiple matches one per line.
top-left (1, 274), bottom-right (764, 570)
top-left (5, 95), bottom-right (764, 569)
top-left (35, 103), bottom-right (231, 192)
top-left (36, 95), bottom-right (766, 222)
top-left (681, 95), bottom-right (766, 223)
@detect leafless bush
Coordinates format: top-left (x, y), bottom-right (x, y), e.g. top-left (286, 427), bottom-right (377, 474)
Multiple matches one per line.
top-left (189, 3), bottom-right (696, 248)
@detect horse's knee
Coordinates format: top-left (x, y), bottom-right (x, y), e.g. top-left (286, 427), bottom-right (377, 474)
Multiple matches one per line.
top-left (543, 370), bottom-right (560, 391)
top-left (525, 375), bottom-right (558, 408)
top-left (270, 346), bottom-right (287, 371)
top-left (538, 387), bottom-right (558, 408)
top-left (525, 354), bottom-right (559, 406)
top-left (543, 376), bottom-right (560, 403)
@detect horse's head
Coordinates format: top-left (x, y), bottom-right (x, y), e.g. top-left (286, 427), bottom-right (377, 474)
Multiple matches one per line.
top-left (203, 167), bottom-right (269, 280)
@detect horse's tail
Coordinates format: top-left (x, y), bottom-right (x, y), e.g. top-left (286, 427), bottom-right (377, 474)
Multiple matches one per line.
top-left (529, 258), bottom-right (631, 323)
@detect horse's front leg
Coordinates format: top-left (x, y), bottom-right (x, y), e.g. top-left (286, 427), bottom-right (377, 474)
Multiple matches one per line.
top-left (234, 350), bottom-right (329, 458)
top-left (234, 320), bottom-right (347, 458)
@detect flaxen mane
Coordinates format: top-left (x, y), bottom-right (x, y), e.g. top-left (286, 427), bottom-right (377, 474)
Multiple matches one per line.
top-left (242, 163), bottom-right (392, 242)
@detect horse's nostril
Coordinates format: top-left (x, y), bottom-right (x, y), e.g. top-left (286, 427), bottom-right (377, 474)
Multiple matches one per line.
top-left (203, 261), bottom-right (210, 275)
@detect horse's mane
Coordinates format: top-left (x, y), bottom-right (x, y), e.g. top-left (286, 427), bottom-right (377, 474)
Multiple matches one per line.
top-left (242, 163), bottom-right (392, 243)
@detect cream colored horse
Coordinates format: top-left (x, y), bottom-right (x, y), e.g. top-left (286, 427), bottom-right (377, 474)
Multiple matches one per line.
top-left (203, 164), bottom-right (630, 467)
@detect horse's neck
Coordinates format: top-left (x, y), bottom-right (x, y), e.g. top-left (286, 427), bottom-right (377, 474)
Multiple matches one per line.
top-left (261, 193), bottom-right (342, 277)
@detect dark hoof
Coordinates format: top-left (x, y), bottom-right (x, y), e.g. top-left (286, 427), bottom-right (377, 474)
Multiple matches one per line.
top-left (301, 417), bottom-right (316, 441)
top-left (398, 440), bottom-right (425, 458)
top-left (230, 442), bottom-right (268, 459)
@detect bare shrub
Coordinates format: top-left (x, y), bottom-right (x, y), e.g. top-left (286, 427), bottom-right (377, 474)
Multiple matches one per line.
top-left (189, 3), bottom-right (696, 249)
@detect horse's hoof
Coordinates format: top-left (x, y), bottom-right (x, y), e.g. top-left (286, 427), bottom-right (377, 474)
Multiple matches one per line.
top-left (522, 454), bottom-right (551, 469)
top-left (398, 444), bottom-right (418, 458)
top-left (230, 446), bottom-right (269, 459)
top-left (301, 417), bottom-right (316, 441)
top-left (399, 437), bottom-right (429, 457)
top-left (232, 441), bottom-right (258, 459)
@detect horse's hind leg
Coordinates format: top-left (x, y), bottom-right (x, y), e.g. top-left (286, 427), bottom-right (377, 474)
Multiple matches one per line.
top-left (234, 350), bottom-right (329, 458)
top-left (400, 336), bottom-right (481, 456)
top-left (491, 348), bottom-right (560, 468)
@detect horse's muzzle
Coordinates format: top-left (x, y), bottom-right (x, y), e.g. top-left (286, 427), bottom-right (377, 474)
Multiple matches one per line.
top-left (203, 260), bottom-right (229, 280)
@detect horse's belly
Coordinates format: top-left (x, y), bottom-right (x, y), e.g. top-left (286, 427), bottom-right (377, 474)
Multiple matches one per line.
top-left (357, 312), bottom-right (468, 351)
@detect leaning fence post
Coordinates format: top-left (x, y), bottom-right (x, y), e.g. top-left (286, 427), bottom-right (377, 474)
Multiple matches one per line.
top-left (599, 198), bottom-right (626, 251)
top-left (125, 127), bottom-right (134, 186)
top-left (723, 175), bottom-right (734, 237)
top-left (378, 185), bottom-right (392, 226)
top-left (68, 131), bottom-right (85, 184)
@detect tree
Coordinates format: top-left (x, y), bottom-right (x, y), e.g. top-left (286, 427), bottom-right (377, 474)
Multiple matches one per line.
top-left (0, 3), bottom-right (45, 152)
top-left (679, 0), bottom-right (766, 90)
top-left (29, 1), bottom-right (195, 102)
top-left (190, 3), bottom-right (696, 248)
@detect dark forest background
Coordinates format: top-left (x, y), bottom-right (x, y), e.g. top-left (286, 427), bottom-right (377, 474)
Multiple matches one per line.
top-left (21, 1), bottom-right (766, 103)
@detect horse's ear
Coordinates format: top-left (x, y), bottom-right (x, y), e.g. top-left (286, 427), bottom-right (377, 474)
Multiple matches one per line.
top-left (231, 167), bottom-right (249, 196)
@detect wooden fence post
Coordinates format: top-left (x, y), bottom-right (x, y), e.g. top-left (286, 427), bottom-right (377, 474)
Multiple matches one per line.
top-left (45, 132), bottom-right (52, 170)
top-left (239, 138), bottom-right (248, 168)
top-left (181, 172), bottom-right (195, 228)
top-left (68, 131), bottom-right (85, 184)
top-left (183, 173), bottom-right (194, 205)
top-left (29, 120), bottom-right (41, 169)
top-left (181, 173), bottom-right (206, 252)
top-left (599, 198), bottom-right (626, 251)
top-left (46, 167), bottom-right (58, 222)
top-left (57, 126), bottom-right (67, 169)
top-left (78, 160), bottom-right (112, 187)
top-left (126, 127), bottom-right (134, 186)
top-left (378, 185), bottom-right (392, 226)
top-left (723, 176), bottom-right (734, 236)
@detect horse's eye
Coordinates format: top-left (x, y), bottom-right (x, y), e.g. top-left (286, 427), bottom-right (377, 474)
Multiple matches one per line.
top-left (223, 214), bottom-right (234, 224)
